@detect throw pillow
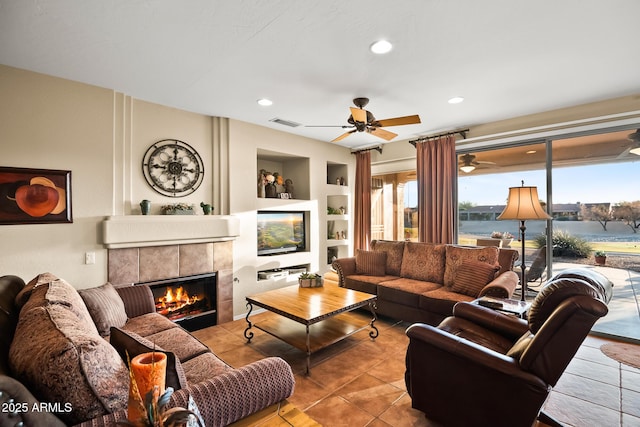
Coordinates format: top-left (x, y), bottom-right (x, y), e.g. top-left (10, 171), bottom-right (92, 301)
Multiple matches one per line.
top-left (9, 279), bottom-right (129, 425)
top-left (355, 249), bottom-right (387, 276)
top-left (450, 261), bottom-right (501, 297)
top-left (443, 245), bottom-right (500, 287)
top-left (80, 283), bottom-right (128, 337)
top-left (399, 242), bottom-right (446, 283)
top-left (110, 327), bottom-right (187, 390)
top-left (370, 240), bottom-right (405, 276)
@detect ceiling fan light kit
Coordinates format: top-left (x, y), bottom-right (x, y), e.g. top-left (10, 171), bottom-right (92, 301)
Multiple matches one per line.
top-left (628, 129), bottom-right (640, 155)
top-left (460, 165), bottom-right (476, 173)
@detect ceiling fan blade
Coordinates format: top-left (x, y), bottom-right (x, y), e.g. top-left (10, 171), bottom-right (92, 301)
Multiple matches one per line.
top-left (376, 115), bottom-right (421, 127)
top-left (350, 107), bottom-right (367, 123)
top-left (368, 127), bottom-right (397, 141)
top-left (305, 125), bottom-right (354, 128)
top-left (332, 130), bottom-right (357, 142)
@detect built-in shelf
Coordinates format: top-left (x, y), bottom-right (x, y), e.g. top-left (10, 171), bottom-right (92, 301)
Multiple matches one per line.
top-left (257, 149), bottom-right (310, 200)
top-left (256, 264), bottom-right (310, 283)
top-left (324, 162), bottom-right (351, 268)
top-left (327, 162), bottom-right (348, 186)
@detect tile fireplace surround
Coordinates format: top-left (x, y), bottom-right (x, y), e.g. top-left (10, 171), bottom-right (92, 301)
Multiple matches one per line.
top-left (102, 215), bottom-right (240, 324)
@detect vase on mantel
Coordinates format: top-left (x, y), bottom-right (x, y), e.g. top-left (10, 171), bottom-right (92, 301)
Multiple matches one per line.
top-left (140, 200), bottom-right (151, 215)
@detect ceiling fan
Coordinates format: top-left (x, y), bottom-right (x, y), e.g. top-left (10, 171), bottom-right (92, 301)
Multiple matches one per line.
top-left (458, 153), bottom-right (497, 173)
top-left (307, 97), bottom-right (421, 142)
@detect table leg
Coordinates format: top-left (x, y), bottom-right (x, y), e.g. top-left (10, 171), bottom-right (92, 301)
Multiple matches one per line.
top-left (244, 301), bottom-right (254, 342)
top-left (305, 324), bottom-right (311, 375)
top-left (369, 300), bottom-right (379, 339)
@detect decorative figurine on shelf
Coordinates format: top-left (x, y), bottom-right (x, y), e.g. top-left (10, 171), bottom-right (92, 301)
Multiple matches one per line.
top-left (200, 202), bottom-right (213, 215)
top-left (257, 169), bottom-right (268, 198)
top-left (265, 173), bottom-right (277, 198)
top-left (285, 179), bottom-right (294, 199)
top-left (340, 177), bottom-right (345, 185)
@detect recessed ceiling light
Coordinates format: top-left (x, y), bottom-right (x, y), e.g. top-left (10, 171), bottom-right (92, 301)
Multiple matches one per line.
top-left (370, 40), bottom-right (393, 54)
top-left (526, 150), bottom-right (537, 154)
top-left (448, 96), bottom-right (464, 104)
top-left (257, 98), bottom-right (273, 106)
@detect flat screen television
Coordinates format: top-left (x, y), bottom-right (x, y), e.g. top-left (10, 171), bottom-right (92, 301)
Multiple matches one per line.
top-left (257, 211), bottom-right (306, 256)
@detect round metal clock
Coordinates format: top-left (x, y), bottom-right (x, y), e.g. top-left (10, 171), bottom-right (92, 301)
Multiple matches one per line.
top-left (142, 139), bottom-right (204, 197)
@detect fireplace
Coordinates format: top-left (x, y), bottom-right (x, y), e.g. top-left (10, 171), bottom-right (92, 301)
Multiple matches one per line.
top-left (136, 273), bottom-right (217, 331)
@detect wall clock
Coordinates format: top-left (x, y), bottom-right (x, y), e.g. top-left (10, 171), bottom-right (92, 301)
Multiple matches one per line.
top-left (142, 139), bottom-right (204, 197)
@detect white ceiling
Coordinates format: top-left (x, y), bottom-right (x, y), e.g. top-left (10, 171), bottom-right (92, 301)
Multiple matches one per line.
top-left (1, 0), bottom-right (639, 150)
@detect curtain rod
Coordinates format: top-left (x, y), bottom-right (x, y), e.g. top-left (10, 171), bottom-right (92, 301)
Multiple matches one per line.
top-left (408, 128), bottom-right (469, 147)
top-left (351, 145), bottom-right (383, 155)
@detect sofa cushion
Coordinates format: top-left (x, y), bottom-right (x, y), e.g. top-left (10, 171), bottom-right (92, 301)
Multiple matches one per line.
top-left (344, 275), bottom-right (398, 295)
top-left (450, 261), bottom-right (500, 297)
top-left (355, 249), bottom-right (387, 276)
top-left (79, 283), bottom-right (128, 337)
top-left (15, 272), bottom-right (68, 309)
top-left (420, 287), bottom-right (476, 318)
top-left (443, 246), bottom-right (500, 287)
top-left (145, 327), bottom-right (210, 362)
top-left (123, 312), bottom-right (179, 337)
top-left (371, 240), bottom-right (405, 276)
top-left (180, 352), bottom-right (233, 384)
top-left (378, 279), bottom-right (442, 308)
top-left (110, 327), bottom-right (187, 390)
top-left (9, 277), bottom-right (129, 425)
top-left (400, 242), bottom-right (446, 283)
top-left (19, 274), bottom-right (98, 334)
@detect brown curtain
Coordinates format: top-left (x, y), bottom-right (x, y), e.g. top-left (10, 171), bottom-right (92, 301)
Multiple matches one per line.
top-left (354, 150), bottom-right (372, 251)
top-left (416, 135), bottom-right (456, 243)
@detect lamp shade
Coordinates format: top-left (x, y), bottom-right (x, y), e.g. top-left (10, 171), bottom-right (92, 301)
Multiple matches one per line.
top-left (497, 186), bottom-right (552, 221)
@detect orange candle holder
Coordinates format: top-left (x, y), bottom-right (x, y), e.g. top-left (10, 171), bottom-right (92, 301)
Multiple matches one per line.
top-left (128, 351), bottom-right (167, 425)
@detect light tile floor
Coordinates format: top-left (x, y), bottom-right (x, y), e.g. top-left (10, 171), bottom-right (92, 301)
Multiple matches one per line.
top-left (193, 264), bottom-right (640, 426)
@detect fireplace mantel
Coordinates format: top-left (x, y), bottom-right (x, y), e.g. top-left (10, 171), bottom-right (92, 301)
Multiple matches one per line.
top-left (102, 215), bottom-right (240, 249)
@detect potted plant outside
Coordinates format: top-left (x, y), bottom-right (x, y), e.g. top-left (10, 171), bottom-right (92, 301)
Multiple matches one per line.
top-left (298, 272), bottom-right (323, 288)
top-left (491, 231), bottom-right (514, 247)
top-left (594, 250), bottom-right (607, 265)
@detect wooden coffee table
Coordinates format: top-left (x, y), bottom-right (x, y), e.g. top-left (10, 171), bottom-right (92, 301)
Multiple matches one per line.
top-left (244, 284), bottom-right (378, 374)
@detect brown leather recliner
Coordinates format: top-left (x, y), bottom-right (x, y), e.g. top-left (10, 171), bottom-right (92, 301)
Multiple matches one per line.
top-left (404, 268), bottom-right (613, 427)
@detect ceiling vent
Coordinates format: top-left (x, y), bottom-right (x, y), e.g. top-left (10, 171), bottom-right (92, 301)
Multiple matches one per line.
top-left (269, 118), bottom-right (301, 128)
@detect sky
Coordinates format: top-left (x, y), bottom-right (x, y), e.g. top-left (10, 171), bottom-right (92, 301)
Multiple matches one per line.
top-left (404, 161), bottom-right (640, 208)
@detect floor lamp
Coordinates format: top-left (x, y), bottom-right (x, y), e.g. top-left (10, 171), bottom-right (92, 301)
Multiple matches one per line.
top-left (497, 182), bottom-right (551, 301)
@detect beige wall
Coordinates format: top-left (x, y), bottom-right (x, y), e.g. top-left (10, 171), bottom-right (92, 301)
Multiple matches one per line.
top-left (0, 66), bottom-right (219, 286)
top-left (1, 65), bottom-right (115, 286)
top-left (0, 65), bottom-right (355, 320)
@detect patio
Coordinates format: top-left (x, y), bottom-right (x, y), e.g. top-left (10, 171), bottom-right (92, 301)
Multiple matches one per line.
top-left (541, 262), bottom-right (640, 343)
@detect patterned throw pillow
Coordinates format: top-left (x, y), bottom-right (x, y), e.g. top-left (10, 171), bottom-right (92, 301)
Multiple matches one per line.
top-left (399, 242), bottom-right (446, 283)
top-left (110, 327), bottom-right (187, 390)
top-left (355, 249), bottom-right (387, 276)
top-left (450, 260), bottom-right (501, 297)
top-left (80, 282), bottom-right (128, 337)
top-left (371, 240), bottom-right (405, 276)
top-left (444, 245), bottom-right (500, 287)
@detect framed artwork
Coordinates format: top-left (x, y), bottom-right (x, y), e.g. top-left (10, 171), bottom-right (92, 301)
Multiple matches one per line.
top-left (0, 167), bottom-right (72, 225)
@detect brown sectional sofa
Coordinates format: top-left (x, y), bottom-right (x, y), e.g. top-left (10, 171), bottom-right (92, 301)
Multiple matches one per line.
top-left (332, 240), bottom-right (520, 325)
top-left (0, 273), bottom-right (295, 427)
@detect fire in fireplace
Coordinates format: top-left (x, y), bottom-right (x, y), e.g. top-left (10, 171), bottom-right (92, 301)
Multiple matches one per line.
top-left (136, 273), bottom-right (217, 331)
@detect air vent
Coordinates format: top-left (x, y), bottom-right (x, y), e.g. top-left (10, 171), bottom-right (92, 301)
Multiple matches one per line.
top-left (269, 118), bottom-right (301, 128)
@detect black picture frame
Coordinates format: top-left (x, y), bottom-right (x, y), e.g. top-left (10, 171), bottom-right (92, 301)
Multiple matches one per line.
top-left (0, 166), bottom-right (73, 225)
